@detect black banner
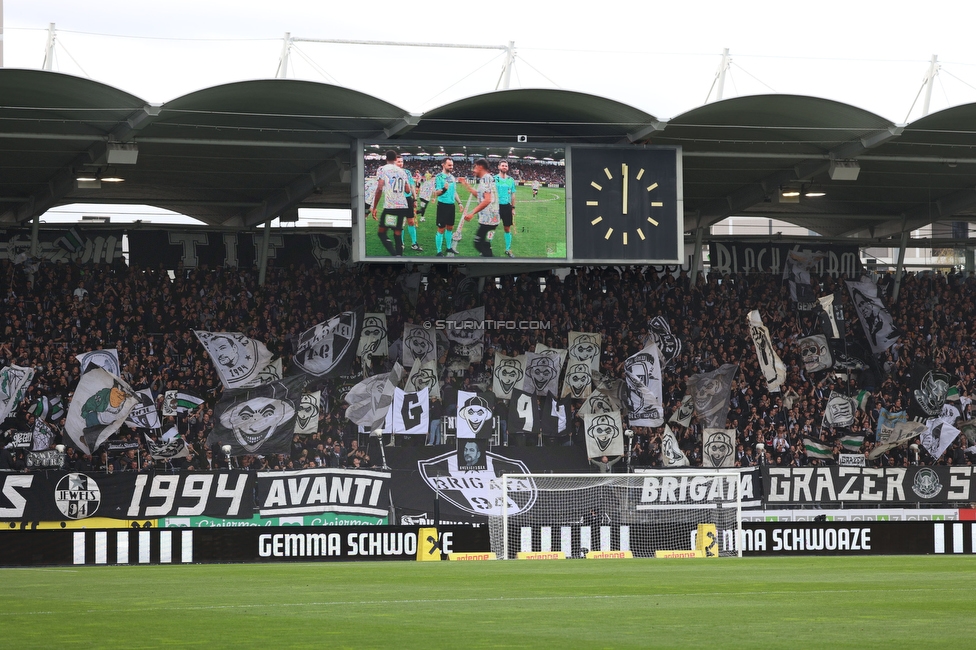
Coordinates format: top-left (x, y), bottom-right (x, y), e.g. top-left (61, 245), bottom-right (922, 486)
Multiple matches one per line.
top-left (0, 525), bottom-right (490, 566)
top-left (740, 521), bottom-right (971, 556)
top-left (384, 444), bottom-right (590, 525)
top-left (708, 242), bottom-right (861, 277)
top-left (0, 228), bottom-right (124, 264)
top-left (127, 229), bottom-right (352, 269)
top-left (0, 471), bottom-right (256, 521)
top-left (762, 466), bottom-right (976, 505)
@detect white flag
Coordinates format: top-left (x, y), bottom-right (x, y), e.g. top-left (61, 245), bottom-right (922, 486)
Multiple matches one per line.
top-left (295, 391), bottom-right (321, 435)
top-left (703, 428), bottom-right (736, 468)
top-left (660, 425), bottom-right (689, 467)
top-left (65, 368), bottom-right (138, 455)
top-left (126, 388), bottom-right (161, 430)
top-left (358, 313), bottom-right (389, 359)
top-left (406, 359), bottom-right (441, 400)
top-left (387, 387), bottom-right (429, 435)
top-left (522, 352), bottom-right (561, 397)
top-left (0, 365), bottom-right (34, 423)
top-left (194, 330), bottom-right (275, 390)
top-left (492, 353), bottom-right (525, 400)
top-left (76, 349), bottom-right (121, 376)
top-left (921, 418), bottom-right (960, 461)
top-left (563, 332), bottom-right (601, 399)
top-left (624, 341), bottom-right (664, 427)
top-left (456, 390), bottom-right (495, 439)
top-left (402, 323), bottom-right (437, 368)
top-left (798, 335), bottom-right (833, 373)
top-left (583, 411), bottom-right (624, 459)
top-left (668, 395), bottom-right (695, 428)
top-left (747, 310), bottom-right (786, 393)
top-left (824, 391), bottom-right (856, 428)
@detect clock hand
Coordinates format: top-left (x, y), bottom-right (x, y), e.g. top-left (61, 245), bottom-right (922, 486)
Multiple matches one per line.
top-left (621, 163), bottom-right (628, 215)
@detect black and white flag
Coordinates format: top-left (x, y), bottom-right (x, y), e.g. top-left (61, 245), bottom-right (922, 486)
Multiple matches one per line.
top-left (624, 341), bottom-right (664, 427)
top-left (345, 363), bottom-right (404, 429)
top-left (583, 411), bottom-right (624, 459)
top-left (909, 364), bottom-right (954, 422)
top-left (782, 248), bottom-right (826, 303)
top-left (824, 391), bottom-right (856, 428)
top-left (195, 330), bottom-right (275, 390)
top-left (31, 419), bottom-right (56, 451)
top-left (8, 430), bottom-right (32, 449)
top-left (686, 364), bottom-right (738, 429)
top-left (65, 368), bottom-right (138, 455)
top-left (798, 335), bottom-right (833, 373)
top-left (660, 424), bottom-right (689, 467)
top-left (406, 359), bottom-right (441, 400)
top-left (444, 306), bottom-right (486, 344)
top-left (648, 316), bottom-right (682, 366)
top-left (921, 418), bottom-right (960, 461)
top-left (0, 364), bottom-right (34, 423)
top-left (126, 388), bottom-right (161, 430)
top-left (387, 387), bottom-right (430, 435)
top-left (703, 428), bottom-right (736, 468)
top-left (522, 352), bottom-right (561, 397)
top-left (76, 348), bottom-right (121, 376)
top-left (290, 308), bottom-right (363, 382)
top-left (146, 435), bottom-right (191, 460)
top-left (562, 332), bottom-right (601, 399)
top-left (668, 395), bottom-right (695, 428)
top-left (846, 278), bottom-right (900, 354)
top-left (357, 312), bottom-right (389, 359)
top-left (402, 323), bottom-right (437, 368)
top-left (492, 353), bottom-right (525, 400)
top-left (29, 395), bottom-right (64, 422)
top-left (817, 293), bottom-right (844, 339)
top-left (456, 390), bottom-right (495, 439)
top-left (748, 310), bottom-right (786, 393)
top-left (578, 387), bottom-right (623, 417)
top-left (295, 391), bottom-right (321, 435)
top-left (208, 377), bottom-right (303, 455)
top-left (507, 389), bottom-right (540, 435)
top-left (534, 344), bottom-right (568, 375)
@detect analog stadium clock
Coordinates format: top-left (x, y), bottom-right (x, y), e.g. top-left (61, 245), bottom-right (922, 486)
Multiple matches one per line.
top-left (570, 146), bottom-right (682, 262)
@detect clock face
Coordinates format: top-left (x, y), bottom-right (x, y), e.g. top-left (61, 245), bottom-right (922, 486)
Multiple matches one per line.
top-left (571, 147), bottom-right (681, 262)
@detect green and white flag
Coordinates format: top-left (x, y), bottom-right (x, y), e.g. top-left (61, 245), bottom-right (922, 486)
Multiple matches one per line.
top-left (0, 365), bottom-right (35, 423)
top-left (162, 390), bottom-right (205, 416)
top-left (65, 368), bottom-right (138, 455)
top-left (803, 437), bottom-right (833, 460)
top-left (838, 432), bottom-right (864, 453)
top-left (29, 395), bottom-right (64, 422)
top-left (854, 390), bottom-right (871, 412)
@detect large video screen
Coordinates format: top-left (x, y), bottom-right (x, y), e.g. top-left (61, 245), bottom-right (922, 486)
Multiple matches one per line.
top-left (354, 142), bottom-right (567, 263)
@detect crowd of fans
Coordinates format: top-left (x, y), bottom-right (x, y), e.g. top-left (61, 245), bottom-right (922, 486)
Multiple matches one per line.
top-left (1, 255), bottom-right (974, 475)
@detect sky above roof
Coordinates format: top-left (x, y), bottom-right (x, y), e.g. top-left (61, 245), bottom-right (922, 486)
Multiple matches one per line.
top-left (5, 0), bottom-right (976, 123)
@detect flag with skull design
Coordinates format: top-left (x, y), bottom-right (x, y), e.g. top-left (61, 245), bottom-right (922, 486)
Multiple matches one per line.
top-left (798, 334), bottom-right (833, 373)
top-left (561, 332), bottom-right (601, 399)
top-left (908, 363), bottom-right (955, 422)
top-left (492, 353), bottom-right (525, 400)
top-left (583, 411), bottom-right (624, 459)
top-left (702, 428), bottom-right (736, 468)
top-left (686, 364), bottom-right (739, 429)
top-left (624, 341), bottom-right (664, 427)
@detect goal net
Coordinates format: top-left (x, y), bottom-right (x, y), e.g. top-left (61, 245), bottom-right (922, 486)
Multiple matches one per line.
top-left (490, 471), bottom-right (745, 559)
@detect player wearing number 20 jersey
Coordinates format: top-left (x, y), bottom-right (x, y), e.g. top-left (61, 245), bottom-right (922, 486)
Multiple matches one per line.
top-left (371, 150), bottom-right (411, 256)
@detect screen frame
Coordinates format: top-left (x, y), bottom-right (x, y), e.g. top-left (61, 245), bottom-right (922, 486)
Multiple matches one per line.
top-left (353, 139), bottom-right (570, 264)
top-left (567, 143), bottom-right (684, 266)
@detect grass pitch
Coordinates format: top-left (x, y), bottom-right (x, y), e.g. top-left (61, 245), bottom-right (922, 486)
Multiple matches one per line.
top-left (2, 556), bottom-right (974, 648)
top-left (364, 187), bottom-right (567, 260)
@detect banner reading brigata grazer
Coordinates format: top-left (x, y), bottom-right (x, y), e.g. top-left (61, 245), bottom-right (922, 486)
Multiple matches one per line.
top-left (762, 466), bottom-right (976, 505)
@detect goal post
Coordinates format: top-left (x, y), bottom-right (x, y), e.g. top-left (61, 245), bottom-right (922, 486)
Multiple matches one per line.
top-left (494, 471), bottom-right (745, 559)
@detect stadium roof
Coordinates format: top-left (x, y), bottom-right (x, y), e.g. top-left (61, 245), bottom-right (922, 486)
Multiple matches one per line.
top-left (3, 68), bottom-right (976, 244)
